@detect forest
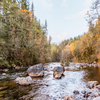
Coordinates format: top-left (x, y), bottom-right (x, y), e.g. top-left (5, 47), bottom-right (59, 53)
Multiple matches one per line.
top-left (0, 0), bottom-right (100, 69)
top-left (1, 0), bottom-right (100, 100)
top-left (0, 0), bottom-right (51, 69)
top-left (51, 0), bottom-right (100, 65)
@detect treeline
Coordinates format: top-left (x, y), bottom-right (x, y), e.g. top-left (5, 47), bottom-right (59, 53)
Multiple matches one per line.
top-left (0, 0), bottom-right (51, 68)
top-left (51, 0), bottom-right (100, 64)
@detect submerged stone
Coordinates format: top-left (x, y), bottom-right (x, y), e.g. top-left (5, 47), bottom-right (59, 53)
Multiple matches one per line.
top-left (2, 73), bottom-right (6, 76)
top-left (15, 76), bottom-right (32, 86)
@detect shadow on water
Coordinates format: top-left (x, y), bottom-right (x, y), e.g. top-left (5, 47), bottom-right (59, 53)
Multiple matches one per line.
top-left (83, 66), bottom-right (100, 84)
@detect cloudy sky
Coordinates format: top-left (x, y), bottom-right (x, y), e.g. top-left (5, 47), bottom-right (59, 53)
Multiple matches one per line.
top-left (30, 0), bottom-right (94, 43)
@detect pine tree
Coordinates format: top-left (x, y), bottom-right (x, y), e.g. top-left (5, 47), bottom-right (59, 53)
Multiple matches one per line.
top-left (31, 2), bottom-right (34, 18)
top-left (45, 20), bottom-right (48, 34)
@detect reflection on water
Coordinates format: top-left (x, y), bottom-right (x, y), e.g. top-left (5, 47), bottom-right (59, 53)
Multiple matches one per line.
top-left (83, 66), bottom-right (100, 84)
top-left (0, 62), bottom-right (100, 100)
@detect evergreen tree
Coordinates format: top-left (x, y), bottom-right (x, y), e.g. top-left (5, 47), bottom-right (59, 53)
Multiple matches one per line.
top-left (31, 2), bottom-right (34, 18)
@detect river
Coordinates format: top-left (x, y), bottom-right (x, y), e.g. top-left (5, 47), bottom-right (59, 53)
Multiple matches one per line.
top-left (0, 62), bottom-right (100, 100)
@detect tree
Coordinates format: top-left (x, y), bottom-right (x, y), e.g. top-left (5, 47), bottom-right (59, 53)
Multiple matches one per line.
top-left (31, 2), bottom-right (34, 18)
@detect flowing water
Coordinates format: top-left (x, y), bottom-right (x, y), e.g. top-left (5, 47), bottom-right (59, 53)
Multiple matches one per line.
top-left (0, 62), bottom-right (100, 100)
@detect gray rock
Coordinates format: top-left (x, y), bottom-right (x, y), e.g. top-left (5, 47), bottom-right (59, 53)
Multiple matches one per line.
top-left (94, 92), bottom-right (99, 97)
top-left (27, 63), bottom-right (44, 77)
top-left (53, 66), bottom-right (65, 79)
top-left (15, 76), bottom-right (32, 86)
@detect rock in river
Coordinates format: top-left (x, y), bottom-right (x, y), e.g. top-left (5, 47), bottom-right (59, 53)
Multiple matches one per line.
top-left (27, 63), bottom-right (44, 77)
top-left (63, 95), bottom-right (75, 100)
top-left (53, 66), bottom-right (65, 79)
top-left (2, 73), bottom-right (6, 76)
top-left (15, 76), bottom-right (32, 86)
top-left (73, 90), bottom-right (79, 94)
top-left (87, 81), bottom-right (98, 89)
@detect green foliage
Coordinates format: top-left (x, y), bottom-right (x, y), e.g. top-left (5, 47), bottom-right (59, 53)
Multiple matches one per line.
top-left (0, 0), bottom-right (51, 68)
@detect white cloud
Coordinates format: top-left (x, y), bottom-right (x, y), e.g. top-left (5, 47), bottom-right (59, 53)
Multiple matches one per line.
top-left (65, 9), bottom-right (89, 20)
top-left (51, 32), bottom-right (69, 43)
top-left (61, 0), bottom-right (68, 7)
top-left (84, 0), bottom-right (95, 7)
top-left (32, 0), bottom-right (53, 10)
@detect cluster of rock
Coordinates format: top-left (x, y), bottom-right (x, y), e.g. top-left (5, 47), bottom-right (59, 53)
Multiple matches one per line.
top-left (80, 61), bottom-right (100, 68)
top-left (0, 69), bottom-right (9, 76)
top-left (86, 81), bottom-right (100, 99)
top-left (68, 81), bottom-right (100, 100)
top-left (60, 81), bottom-right (100, 100)
top-left (15, 63), bottom-right (65, 86)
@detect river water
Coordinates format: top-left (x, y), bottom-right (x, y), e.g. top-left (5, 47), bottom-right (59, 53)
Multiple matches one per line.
top-left (0, 62), bottom-right (100, 100)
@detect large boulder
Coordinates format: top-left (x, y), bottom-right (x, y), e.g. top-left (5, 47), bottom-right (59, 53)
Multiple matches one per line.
top-left (15, 76), bottom-right (32, 86)
top-left (27, 63), bottom-right (44, 77)
top-left (53, 66), bottom-right (65, 79)
top-left (87, 81), bottom-right (98, 89)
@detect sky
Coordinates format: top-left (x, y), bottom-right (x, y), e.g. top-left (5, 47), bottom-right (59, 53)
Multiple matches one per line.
top-left (30, 0), bottom-right (95, 44)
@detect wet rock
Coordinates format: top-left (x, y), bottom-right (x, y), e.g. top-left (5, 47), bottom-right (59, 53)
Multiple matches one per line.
top-left (98, 64), bottom-right (100, 67)
top-left (73, 90), bottom-right (79, 94)
top-left (27, 63), bottom-right (44, 77)
top-left (15, 66), bottom-right (20, 70)
top-left (94, 92), bottom-right (99, 97)
top-left (15, 76), bottom-right (32, 86)
top-left (2, 73), bottom-right (6, 76)
top-left (89, 64), bottom-right (92, 67)
top-left (93, 61), bottom-right (97, 64)
top-left (93, 64), bottom-right (98, 67)
top-left (83, 93), bottom-right (90, 98)
top-left (53, 66), bottom-right (65, 79)
top-left (3, 69), bottom-right (9, 72)
top-left (92, 88), bottom-right (99, 93)
top-left (81, 90), bottom-right (86, 94)
top-left (47, 73), bottom-right (52, 75)
top-left (95, 85), bottom-right (100, 89)
top-left (87, 81), bottom-right (98, 88)
top-left (63, 95), bottom-right (75, 100)
top-left (44, 84), bottom-right (49, 86)
top-left (98, 92), bottom-right (100, 96)
top-left (55, 74), bottom-right (62, 79)
top-left (88, 92), bottom-right (92, 94)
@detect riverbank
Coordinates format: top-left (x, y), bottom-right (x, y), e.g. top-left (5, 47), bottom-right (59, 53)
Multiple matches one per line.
top-left (0, 62), bottom-right (100, 100)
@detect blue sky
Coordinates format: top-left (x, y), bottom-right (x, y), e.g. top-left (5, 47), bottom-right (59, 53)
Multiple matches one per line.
top-left (30, 0), bottom-right (94, 43)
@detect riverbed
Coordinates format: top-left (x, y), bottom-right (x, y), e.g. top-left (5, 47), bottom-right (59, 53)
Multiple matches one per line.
top-left (0, 62), bottom-right (100, 100)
